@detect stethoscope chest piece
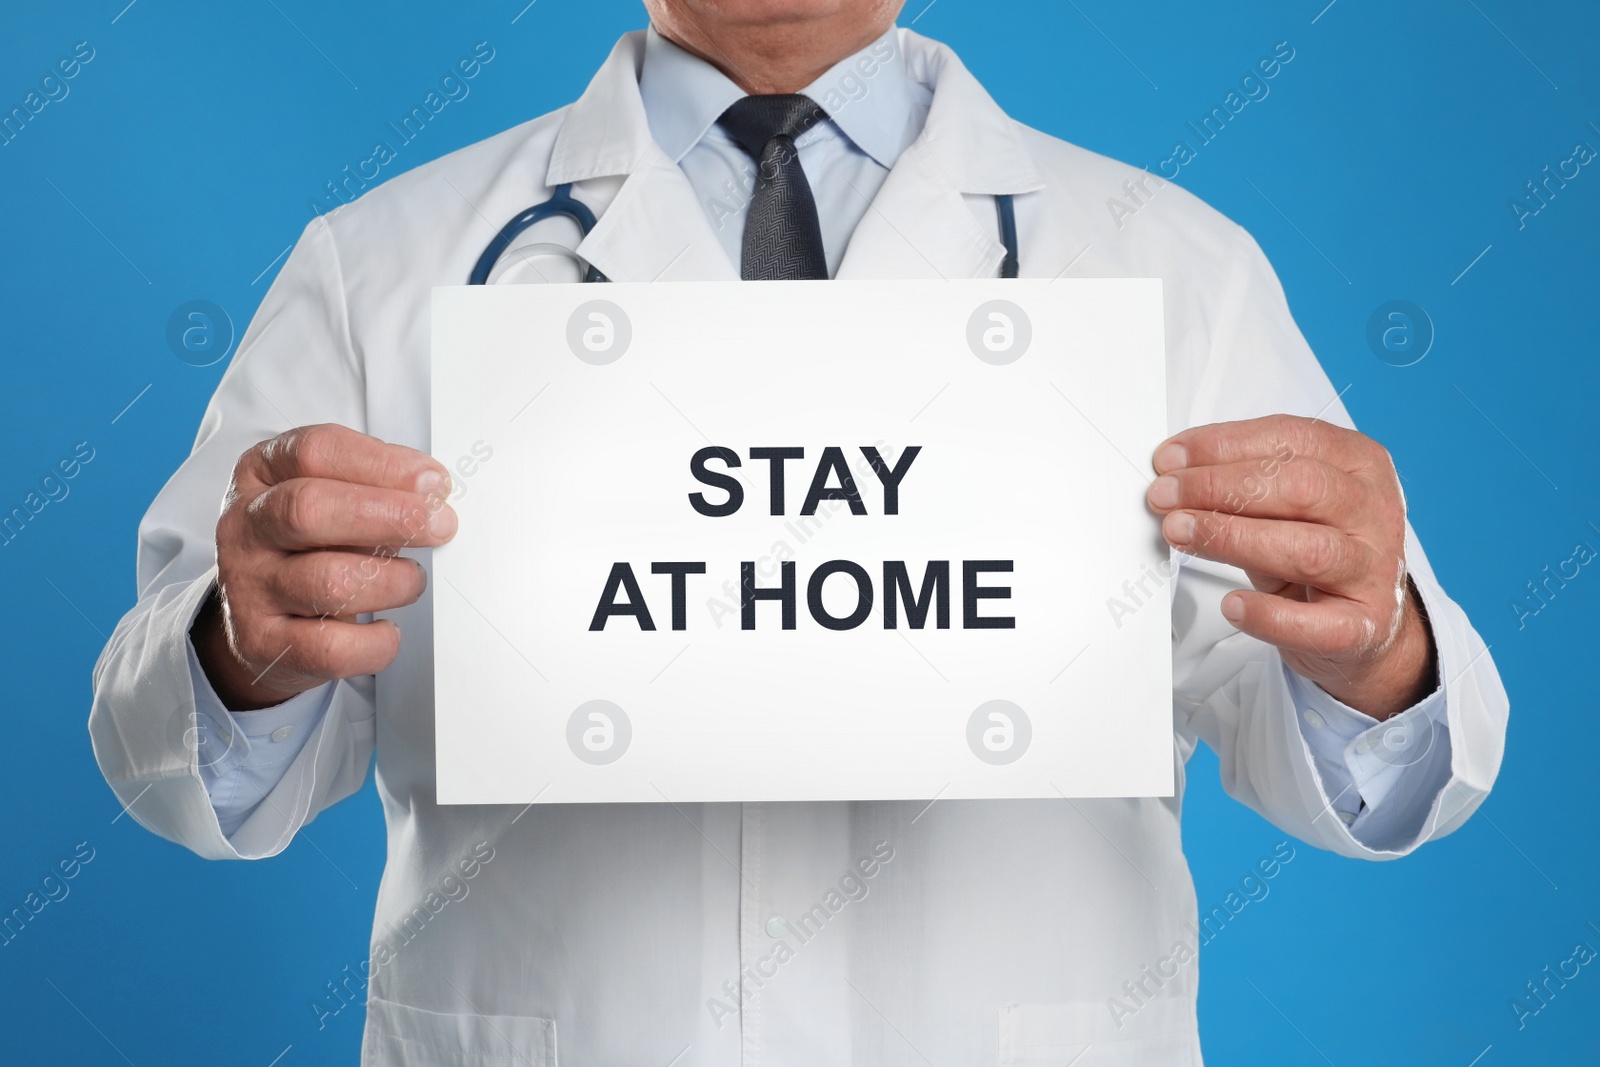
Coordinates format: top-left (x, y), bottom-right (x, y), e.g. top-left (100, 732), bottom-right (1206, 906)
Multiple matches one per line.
top-left (470, 183), bottom-right (608, 284)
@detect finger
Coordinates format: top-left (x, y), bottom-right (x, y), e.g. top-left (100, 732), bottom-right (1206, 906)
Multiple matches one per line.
top-left (242, 616), bottom-right (405, 691)
top-left (1147, 456), bottom-right (1369, 525)
top-left (1162, 510), bottom-right (1375, 593)
top-left (270, 550), bottom-right (428, 618)
top-left (1153, 414), bottom-right (1384, 476)
top-left (244, 424), bottom-right (451, 497)
top-left (1218, 589), bottom-right (1377, 661)
top-left (248, 478), bottom-right (458, 552)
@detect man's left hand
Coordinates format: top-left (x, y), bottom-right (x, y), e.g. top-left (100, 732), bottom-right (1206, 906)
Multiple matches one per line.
top-left (1146, 414), bottom-right (1437, 720)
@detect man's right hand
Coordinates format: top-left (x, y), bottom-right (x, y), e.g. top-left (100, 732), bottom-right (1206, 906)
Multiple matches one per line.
top-left (191, 424), bottom-right (457, 711)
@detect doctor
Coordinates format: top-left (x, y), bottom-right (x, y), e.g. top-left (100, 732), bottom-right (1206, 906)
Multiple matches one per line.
top-left (90, 1), bottom-right (1507, 1063)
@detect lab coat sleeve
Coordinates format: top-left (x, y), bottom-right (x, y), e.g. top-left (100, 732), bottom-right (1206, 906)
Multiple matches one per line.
top-left (1171, 224), bottom-right (1508, 860)
top-left (87, 216), bottom-right (378, 861)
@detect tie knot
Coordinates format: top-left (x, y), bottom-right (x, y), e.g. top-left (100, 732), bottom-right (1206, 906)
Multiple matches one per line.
top-left (716, 94), bottom-right (828, 159)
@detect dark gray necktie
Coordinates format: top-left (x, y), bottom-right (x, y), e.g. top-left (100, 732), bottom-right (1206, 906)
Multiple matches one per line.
top-left (716, 94), bottom-right (830, 280)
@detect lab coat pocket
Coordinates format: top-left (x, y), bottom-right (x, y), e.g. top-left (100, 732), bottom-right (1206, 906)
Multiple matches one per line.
top-left (363, 994), bottom-right (557, 1067)
top-left (997, 998), bottom-right (1199, 1067)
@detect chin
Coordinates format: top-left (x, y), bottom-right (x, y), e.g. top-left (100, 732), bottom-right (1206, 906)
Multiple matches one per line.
top-left (662, 0), bottom-right (894, 27)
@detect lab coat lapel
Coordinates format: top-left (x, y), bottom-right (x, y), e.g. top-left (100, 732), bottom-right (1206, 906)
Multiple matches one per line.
top-left (837, 30), bottom-right (1045, 281)
top-left (834, 140), bottom-right (1004, 281)
top-left (544, 31), bottom-right (736, 283)
top-left (577, 155), bottom-right (738, 283)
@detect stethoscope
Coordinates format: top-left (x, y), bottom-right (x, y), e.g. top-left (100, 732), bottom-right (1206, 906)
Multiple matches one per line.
top-left (469, 183), bottom-right (1020, 283)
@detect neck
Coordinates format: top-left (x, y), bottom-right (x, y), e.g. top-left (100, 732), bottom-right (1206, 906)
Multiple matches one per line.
top-left (652, 9), bottom-right (896, 94)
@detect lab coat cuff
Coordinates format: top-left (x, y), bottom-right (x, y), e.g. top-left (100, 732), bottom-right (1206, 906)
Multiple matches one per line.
top-left (1393, 565), bottom-right (1506, 838)
top-left (88, 569), bottom-right (241, 859)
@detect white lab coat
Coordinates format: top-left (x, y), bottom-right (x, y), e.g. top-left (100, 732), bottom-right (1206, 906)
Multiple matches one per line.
top-left (89, 28), bottom-right (1507, 1067)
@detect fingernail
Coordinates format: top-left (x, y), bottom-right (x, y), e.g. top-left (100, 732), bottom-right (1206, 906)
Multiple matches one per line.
top-left (1153, 442), bottom-right (1188, 474)
top-left (429, 504), bottom-right (458, 540)
top-left (1221, 594), bottom-right (1245, 623)
top-left (1166, 511), bottom-right (1196, 545)
top-left (416, 469), bottom-right (451, 498)
top-left (1148, 475), bottom-right (1180, 510)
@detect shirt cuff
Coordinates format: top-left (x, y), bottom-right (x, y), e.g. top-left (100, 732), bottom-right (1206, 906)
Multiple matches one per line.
top-left (1286, 663), bottom-right (1452, 849)
top-left (184, 633), bottom-right (334, 835)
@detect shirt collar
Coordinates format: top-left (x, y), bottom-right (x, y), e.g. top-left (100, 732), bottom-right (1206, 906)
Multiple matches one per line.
top-left (638, 25), bottom-right (921, 170)
top-left (548, 29), bottom-right (1044, 197)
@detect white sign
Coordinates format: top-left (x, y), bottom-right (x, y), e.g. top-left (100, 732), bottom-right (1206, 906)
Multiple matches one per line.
top-left (431, 280), bottom-right (1172, 805)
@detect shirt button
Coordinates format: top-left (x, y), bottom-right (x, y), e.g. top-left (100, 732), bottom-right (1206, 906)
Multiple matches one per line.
top-left (270, 726), bottom-right (295, 743)
top-left (1355, 737), bottom-right (1375, 755)
top-left (1337, 810), bottom-right (1357, 826)
top-left (765, 916), bottom-right (788, 938)
top-left (1302, 709), bottom-right (1326, 730)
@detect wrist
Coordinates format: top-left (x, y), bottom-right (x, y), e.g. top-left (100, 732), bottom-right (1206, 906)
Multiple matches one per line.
top-left (1307, 578), bottom-right (1438, 719)
top-left (191, 587), bottom-right (307, 711)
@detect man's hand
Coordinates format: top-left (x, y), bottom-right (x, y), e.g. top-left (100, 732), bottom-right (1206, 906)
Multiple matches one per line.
top-left (1146, 414), bottom-right (1436, 720)
top-left (192, 424), bottom-right (457, 710)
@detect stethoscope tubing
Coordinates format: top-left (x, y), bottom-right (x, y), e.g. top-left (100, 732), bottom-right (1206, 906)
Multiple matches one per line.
top-left (469, 186), bottom-right (1017, 284)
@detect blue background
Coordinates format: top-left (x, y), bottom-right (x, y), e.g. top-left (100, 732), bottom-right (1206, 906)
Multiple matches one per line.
top-left (1, 0), bottom-right (1595, 1063)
